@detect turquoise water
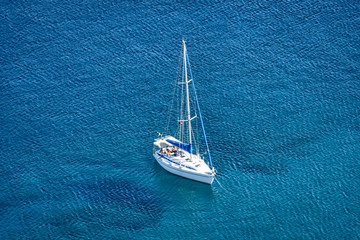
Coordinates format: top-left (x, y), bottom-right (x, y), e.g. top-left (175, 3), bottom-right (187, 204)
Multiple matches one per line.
top-left (1, 0), bottom-right (359, 239)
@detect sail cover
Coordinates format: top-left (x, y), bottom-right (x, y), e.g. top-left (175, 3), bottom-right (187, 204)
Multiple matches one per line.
top-left (166, 139), bottom-right (192, 153)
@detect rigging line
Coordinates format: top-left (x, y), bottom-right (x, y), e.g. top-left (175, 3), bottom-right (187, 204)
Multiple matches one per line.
top-left (186, 53), bottom-right (213, 169)
top-left (190, 126), bottom-right (197, 154)
top-left (165, 46), bottom-right (183, 135)
top-left (188, 80), bottom-right (200, 153)
top-left (195, 117), bottom-right (200, 155)
top-left (179, 56), bottom-right (186, 143)
top-left (178, 68), bottom-right (183, 141)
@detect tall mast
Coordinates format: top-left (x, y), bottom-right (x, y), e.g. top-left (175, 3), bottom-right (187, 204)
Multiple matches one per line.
top-left (183, 40), bottom-right (192, 145)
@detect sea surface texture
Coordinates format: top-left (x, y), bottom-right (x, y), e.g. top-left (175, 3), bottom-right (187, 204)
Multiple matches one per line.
top-left (1, 0), bottom-right (359, 239)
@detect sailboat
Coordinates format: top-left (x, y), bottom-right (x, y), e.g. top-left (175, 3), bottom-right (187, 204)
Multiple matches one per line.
top-left (153, 40), bottom-right (216, 184)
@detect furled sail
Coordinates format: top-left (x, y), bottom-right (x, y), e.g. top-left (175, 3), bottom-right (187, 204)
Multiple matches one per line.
top-left (166, 139), bottom-right (192, 153)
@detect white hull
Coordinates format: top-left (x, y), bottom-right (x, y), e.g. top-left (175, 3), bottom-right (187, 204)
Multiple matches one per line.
top-left (153, 152), bottom-right (215, 184)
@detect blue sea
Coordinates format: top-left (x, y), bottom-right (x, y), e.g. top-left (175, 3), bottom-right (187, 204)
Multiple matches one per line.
top-left (1, 0), bottom-right (359, 239)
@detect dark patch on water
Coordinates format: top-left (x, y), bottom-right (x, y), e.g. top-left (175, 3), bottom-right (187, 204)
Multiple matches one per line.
top-left (237, 134), bottom-right (320, 175)
top-left (0, 176), bottom-right (166, 238)
top-left (214, 133), bottom-right (290, 175)
top-left (274, 134), bottom-right (319, 157)
top-left (238, 160), bottom-right (288, 175)
top-left (66, 177), bottom-right (165, 231)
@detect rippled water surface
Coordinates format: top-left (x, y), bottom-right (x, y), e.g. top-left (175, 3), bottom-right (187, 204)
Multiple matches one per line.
top-left (1, 0), bottom-right (359, 239)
